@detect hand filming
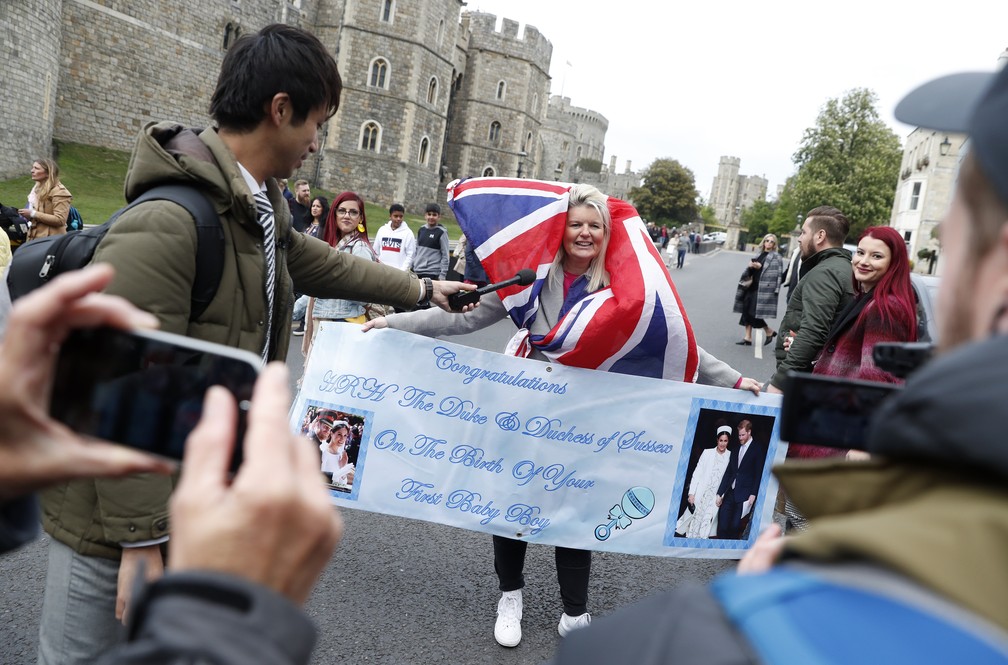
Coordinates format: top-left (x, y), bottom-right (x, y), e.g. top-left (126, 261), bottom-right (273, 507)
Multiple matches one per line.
top-left (169, 363), bottom-right (342, 605)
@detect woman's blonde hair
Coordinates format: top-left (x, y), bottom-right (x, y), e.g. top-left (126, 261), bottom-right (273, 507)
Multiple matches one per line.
top-left (550, 183), bottom-right (611, 292)
top-left (33, 158), bottom-right (61, 204)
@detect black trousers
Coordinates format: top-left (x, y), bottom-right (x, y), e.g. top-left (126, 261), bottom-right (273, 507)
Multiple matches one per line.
top-left (492, 535), bottom-right (591, 615)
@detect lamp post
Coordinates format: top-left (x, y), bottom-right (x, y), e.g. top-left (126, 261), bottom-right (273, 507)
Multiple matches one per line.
top-left (939, 136), bottom-right (952, 156)
top-left (516, 151), bottom-right (527, 178)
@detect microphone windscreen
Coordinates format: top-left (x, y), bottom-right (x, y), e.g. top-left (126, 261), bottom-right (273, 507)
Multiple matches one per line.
top-left (516, 268), bottom-right (536, 285)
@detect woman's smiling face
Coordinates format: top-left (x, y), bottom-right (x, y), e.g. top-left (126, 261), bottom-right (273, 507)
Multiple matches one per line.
top-left (562, 204), bottom-right (605, 273)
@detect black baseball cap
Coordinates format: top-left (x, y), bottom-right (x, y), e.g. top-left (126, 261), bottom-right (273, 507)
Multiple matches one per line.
top-left (895, 66), bottom-right (1008, 207)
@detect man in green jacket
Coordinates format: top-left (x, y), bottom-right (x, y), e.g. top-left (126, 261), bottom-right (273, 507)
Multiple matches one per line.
top-left (36, 24), bottom-right (472, 664)
top-left (767, 206), bottom-right (854, 393)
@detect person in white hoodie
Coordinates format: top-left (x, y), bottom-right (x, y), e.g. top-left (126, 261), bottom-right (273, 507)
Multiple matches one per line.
top-left (372, 203), bottom-right (415, 271)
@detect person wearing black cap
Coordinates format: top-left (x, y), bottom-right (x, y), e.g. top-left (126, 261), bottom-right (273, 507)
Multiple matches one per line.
top-left (550, 64), bottom-right (1008, 664)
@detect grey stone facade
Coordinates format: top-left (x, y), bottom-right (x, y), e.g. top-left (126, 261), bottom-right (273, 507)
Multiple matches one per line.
top-left (708, 155), bottom-right (767, 227)
top-left (2, 1), bottom-right (631, 213)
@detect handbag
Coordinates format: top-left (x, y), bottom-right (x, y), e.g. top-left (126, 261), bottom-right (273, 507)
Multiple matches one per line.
top-left (738, 275), bottom-right (754, 288)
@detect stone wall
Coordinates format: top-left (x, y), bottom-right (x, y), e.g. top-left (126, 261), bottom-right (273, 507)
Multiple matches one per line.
top-left (0, 1), bottom-right (62, 179)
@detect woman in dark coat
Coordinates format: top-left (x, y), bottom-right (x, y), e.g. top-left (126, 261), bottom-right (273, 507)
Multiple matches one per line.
top-left (733, 233), bottom-right (783, 345)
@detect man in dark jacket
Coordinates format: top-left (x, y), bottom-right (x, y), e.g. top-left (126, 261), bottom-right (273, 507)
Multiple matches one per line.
top-left (551, 64), bottom-right (1008, 665)
top-left (767, 206), bottom-right (854, 392)
top-left (35, 23), bottom-right (472, 664)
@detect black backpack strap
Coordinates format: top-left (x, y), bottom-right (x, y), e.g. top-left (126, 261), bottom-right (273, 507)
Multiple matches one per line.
top-left (127, 185), bottom-right (223, 320)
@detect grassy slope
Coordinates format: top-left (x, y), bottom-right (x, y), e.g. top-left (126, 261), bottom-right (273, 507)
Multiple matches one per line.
top-left (1, 142), bottom-right (460, 239)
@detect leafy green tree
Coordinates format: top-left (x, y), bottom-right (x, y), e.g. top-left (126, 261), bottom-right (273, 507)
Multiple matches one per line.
top-left (740, 199), bottom-right (776, 239)
top-left (789, 88), bottom-right (902, 240)
top-left (629, 158), bottom-right (699, 225)
top-left (575, 158), bottom-right (603, 173)
top-left (699, 204), bottom-right (719, 229)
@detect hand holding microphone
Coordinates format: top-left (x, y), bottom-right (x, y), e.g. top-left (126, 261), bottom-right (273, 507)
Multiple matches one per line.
top-left (447, 269), bottom-right (536, 311)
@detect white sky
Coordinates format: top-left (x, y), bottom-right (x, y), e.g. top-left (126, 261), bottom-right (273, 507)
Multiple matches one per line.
top-left (466, 0), bottom-right (1007, 200)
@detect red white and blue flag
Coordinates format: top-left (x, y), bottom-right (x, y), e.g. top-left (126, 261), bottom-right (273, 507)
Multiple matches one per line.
top-left (447, 178), bottom-right (699, 382)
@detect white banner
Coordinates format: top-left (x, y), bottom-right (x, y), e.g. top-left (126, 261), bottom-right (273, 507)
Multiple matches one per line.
top-left (291, 323), bottom-right (786, 559)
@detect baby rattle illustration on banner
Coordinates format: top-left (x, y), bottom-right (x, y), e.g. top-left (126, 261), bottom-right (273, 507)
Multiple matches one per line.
top-left (594, 486), bottom-right (655, 541)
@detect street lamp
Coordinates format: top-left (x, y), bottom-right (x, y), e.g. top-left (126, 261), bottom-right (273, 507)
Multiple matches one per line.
top-left (516, 151), bottom-right (527, 178)
top-left (939, 136), bottom-right (952, 156)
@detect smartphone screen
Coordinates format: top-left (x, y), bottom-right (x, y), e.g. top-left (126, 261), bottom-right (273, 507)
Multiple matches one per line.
top-left (780, 371), bottom-right (900, 450)
top-left (51, 327), bottom-right (260, 469)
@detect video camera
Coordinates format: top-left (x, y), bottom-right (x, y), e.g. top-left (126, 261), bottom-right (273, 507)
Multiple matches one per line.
top-left (779, 342), bottom-right (934, 450)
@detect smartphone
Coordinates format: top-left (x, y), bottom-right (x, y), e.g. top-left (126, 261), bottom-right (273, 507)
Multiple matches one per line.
top-left (780, 371), bottom-right (900, 450)
top-left (51, 327), bottom-right (261, 469)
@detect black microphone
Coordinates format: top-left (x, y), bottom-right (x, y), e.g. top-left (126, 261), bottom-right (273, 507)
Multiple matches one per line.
top-left (447, 268), bottom-right (536, 311)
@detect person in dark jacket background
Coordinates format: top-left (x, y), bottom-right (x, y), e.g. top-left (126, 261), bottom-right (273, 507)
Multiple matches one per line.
top-left (767, 207), bottom-right (854, 393)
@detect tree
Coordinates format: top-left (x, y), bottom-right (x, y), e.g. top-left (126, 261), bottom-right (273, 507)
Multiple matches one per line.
top-left (575, 158), bottom-right (603, 173)
top-left (628, 158), bottom-right (699, 225)
top-left (699, 204), bottom-right (719, 229)
top-left (789, 88), bottom-right (903, 240)
top-left (740, 199), bottom-right (776, 240)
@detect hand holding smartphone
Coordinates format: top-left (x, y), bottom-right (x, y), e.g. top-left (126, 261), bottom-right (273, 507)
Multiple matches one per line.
top-left (50, 327), bottom-right (261, 470)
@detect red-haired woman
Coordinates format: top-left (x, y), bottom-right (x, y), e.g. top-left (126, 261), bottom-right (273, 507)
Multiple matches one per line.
top-left (787, 225), bottom-right (918, 461)
top-left (302, 192), bottom-right (376, 357)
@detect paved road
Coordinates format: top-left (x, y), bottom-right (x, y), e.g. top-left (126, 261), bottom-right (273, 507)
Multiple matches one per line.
top-left (0, 247), bottom-right (779, 665)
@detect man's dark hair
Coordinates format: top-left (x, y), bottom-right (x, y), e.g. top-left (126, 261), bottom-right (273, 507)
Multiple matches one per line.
top-left (425, 203), bottom-right (441, 215)
top-left (805, 205), bottom-right (850, 247)
top-left (209, 24), bottom-right (342, 132)
top-left (389, 203), bottom-right (405, 215)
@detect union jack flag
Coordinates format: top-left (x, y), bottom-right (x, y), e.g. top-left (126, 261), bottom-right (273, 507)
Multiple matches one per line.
top-left (448, 178), bottom-right (699, 382)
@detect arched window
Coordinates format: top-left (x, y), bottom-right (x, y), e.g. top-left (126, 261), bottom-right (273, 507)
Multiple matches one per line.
top-left (427, 77), bottom-right (438, 105)
top-left (483, 166), bottom-right (496, 177)
top-left (437, 19), bottom-right (445, 46)
top-left (369, 58), bottom-right (389, 89)
top-left (488, 121), bottom-right (501, 145)
top-left (522, 132), bottom-right (532, 152)
top-left (417, 137), bottom-right (430, 165)
top-left (380, 0), bottom-right (395, 22)
top-left (360, 121), bottom-right (382, 152)
top-left (223, 22), bottom-right (241, 49)
top-left (532, 93), bottom-right (539, 114)
top-left (496, 80), bottom-right (506, 100)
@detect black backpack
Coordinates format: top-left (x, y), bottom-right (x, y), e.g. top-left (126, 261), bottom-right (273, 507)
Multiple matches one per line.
top-left (0, 203), bottom-right (29, 250)
top-left (6, 184), bottom-right (224, 321)
top-left (66, 206), bottom-right (84, 231)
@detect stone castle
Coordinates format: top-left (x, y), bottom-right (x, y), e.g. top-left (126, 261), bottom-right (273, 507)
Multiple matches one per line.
top-left (1, 1), bottom-right (640, 212)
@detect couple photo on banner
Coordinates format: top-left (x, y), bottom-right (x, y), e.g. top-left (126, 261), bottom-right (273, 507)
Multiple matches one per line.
top-left (296, 176), bottom-right (781, 647)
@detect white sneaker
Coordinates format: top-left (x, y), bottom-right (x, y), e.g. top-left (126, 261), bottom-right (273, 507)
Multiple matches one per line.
top-left (557, 611), bottom-right (591, 637)
top-left (494, 590), bottom-right (523, 647)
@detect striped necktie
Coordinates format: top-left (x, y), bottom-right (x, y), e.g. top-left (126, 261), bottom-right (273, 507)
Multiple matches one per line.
top-left (253, 190), bottom-right (277, 362)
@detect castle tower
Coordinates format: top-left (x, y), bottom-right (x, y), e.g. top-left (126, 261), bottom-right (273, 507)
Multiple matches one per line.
top-left (442, 12), bottom-right (552, 183)
top-left (313, 0), bottom-right (463, 209)
top-left (540, 95), bottom-right (608, 182)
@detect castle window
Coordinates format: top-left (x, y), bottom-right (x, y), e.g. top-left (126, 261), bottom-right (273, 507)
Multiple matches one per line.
top-left (418, 137), bottom-right (430, 165)
top-left (360, 121), bottom-right (382, 152)
top-left (369, 58), bottom-right (390, 89)
top-left (483, 166), bottom-right (496, 177)
top-left (488, 121), bottom-right (501, 145)
top-left (522, 131), bottom-right (532, 152)
top-left (532, 93), bottom-right (539, 114)
top-left (437, 19), bottom-right (445, 46)
top-left (380, 0), bottom-right (395, 23)
top-left (496, 80), bottom-right (506, 100)
top-left (223, 22), bottom-right (241, 50)
top-left (427, 77), bottom-right (438, 105)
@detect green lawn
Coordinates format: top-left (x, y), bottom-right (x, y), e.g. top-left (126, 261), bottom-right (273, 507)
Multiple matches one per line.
top-left (1, 142), bottom-right (461, 239)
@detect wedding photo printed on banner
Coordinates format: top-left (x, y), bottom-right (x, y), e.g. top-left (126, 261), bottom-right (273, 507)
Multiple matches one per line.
top-left (298, 399), bottom-right (372, 498)
top-left (665, 400), bottom-right (783, 550)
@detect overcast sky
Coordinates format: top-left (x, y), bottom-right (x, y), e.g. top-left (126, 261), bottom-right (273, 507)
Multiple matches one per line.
top-left (467, 0), bottom-right (1007, 200)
